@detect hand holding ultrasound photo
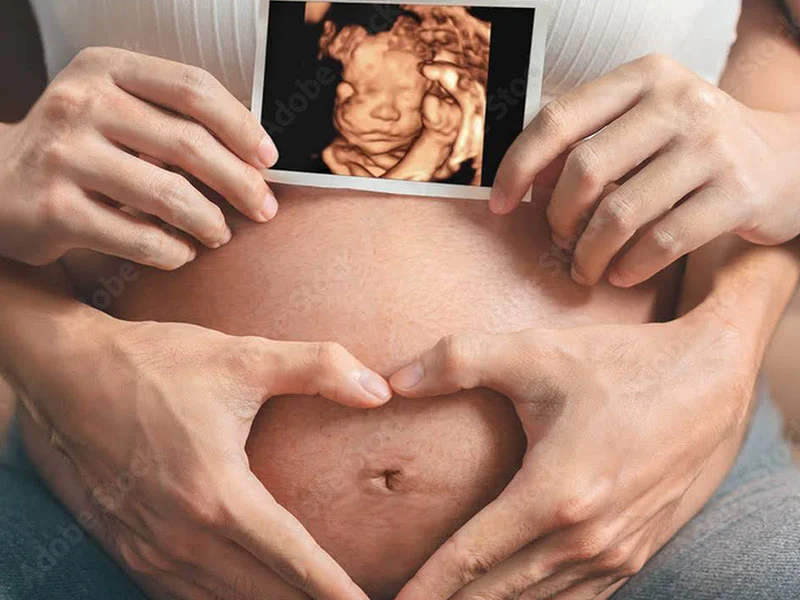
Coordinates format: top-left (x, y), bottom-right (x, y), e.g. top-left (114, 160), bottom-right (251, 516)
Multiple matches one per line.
top-left (252, 0), bottom-right (547, 200)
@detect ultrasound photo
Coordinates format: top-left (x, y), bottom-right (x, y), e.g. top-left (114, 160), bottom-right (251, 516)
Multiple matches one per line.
top-left (252, 0), bottom-right (547, 200)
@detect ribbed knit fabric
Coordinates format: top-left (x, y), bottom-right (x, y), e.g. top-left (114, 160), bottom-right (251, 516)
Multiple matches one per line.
top-left (28, 0), bottom-right (741, 106)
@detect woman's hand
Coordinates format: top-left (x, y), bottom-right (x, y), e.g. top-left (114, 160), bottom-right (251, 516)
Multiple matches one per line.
top-left (389, 313), bottom-right (757, 600)
top-left (0, 46), bottom-right (279, 270)
top-left (15, 315), bottom-right (391, 600)
top-left (491, 53), bottom-right (800, 288)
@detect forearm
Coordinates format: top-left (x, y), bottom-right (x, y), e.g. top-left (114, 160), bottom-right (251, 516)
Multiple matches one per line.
top-left (680, 237), bottom-right (799, 366)
top-left (679, 0), bottom-right (800, 361)
top-left (0, 259), bottom-right (106, 396)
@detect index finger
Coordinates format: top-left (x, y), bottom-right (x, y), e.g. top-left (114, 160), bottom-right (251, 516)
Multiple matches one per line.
top-left (490, 57), bottom-right (655, 215)
top-left (223, 473), bottom-right (369, 600)
top-left (394, 474), bottom-right (556, 600)
top-left (107, 48), bottom-right (278, 170)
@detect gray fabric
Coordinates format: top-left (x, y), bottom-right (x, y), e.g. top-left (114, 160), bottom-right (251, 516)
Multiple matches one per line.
top-left (1, 385), bottom-right (799, 600)
top-left (615, 386), bottom-right (800, 599)
top-left (0, 422), bottom-right (146, 600)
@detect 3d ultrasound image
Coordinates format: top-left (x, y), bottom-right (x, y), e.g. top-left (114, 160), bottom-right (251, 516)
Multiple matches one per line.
top-left (316, 4), bottom-right (490, 184)
top-left (259, 1), bottom-right (539, 194)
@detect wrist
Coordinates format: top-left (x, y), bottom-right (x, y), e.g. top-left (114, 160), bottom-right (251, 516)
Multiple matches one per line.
top-left (680, 239), bottom-right (800, 371)
top-left (0, 260), bottom-right (113, 390)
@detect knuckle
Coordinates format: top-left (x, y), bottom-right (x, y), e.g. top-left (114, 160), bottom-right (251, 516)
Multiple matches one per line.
top-left (131, 228), bottom-right (168, 263)
top-left (594, 543), bottom-right (631, 573)
top-left (157, 174), bottom-right (193, 220)
top-left (233, 107), bottom-right (261, 146)
top-left (648, 226), bottom-right (682, 258)
top-left (569, 526), bottom-right (615, 563)
top-left (315, 341), bottom-right (349, 370)
top-left (241, 165), bottom-right (267, 200)
top-left (69, 46), bottom-right (110, 70)
top-left (117, 537), bottom-right (153, 575)
top-left (620, 553), bottom-right (647, 578)
top-left (176, 66), bottom-right (214, 108)
top-left (118, 536), bottom-right (178, 576)
top-left (498, 158), bottom-right (527, 196)
top-left (204, 206), bottom-right (229, 241)
top-left (639, 52), bottom-right (677, 75)
top-left (701, 131), bottom-right (729, 159)
top-left (552, 489), bottom-right (606, 528)
top-left (536, 98), bottom-right (570, 141)
top-left (270, 554), bottom-right (311, 592)
top-left (41, 82), bottom-right (87, 125)
top-left (36, 184), bottom-right (70, 227)
top-left (226, 337), bottom-right (270, 376)
top-left (175, 121), bottom-right (212, 160)
top-left (568, 145), bottom-right (603, 190)
top-left (437, 333), bottom-right (477, 376)
top-left (601, 194), bottom-right (635, 232)
top-left (676, 83), bottom-right (721, 121)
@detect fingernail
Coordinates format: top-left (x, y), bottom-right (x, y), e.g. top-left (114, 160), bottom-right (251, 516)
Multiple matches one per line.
top-left (608, 271), bottom-right (630, 288)
top-left (357, 370), bottom-right (392, 403)
top-left (221, 226), bottom-right (233, 244)
top-left (489, 188), bottom-right (508, 214)
top-left (210, 226), bottom-right (232, 249)
top-left (259, 192), bottom-right (279, 222)
top-left (257, 136), bottom-right (279, 169)
top-left (570, 264), bottom-right (589, 286)
top-left (552, 233), bottom-right (569, 251)
top-left (391, 362), bottom-right (424, 391)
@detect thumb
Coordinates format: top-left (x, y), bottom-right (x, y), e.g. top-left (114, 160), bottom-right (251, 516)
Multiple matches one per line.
top-left (253, 339), bottom-right (392, 408)
top-left (390, 332), bottom-right (519, 398)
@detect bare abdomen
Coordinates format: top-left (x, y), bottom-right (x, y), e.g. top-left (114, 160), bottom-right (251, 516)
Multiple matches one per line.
top-left (70, 185), bottom-right (680, 598)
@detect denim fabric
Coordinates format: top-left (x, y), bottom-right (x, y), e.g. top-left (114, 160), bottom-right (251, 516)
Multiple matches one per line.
top-left (0, 423), bottom-right (145, 600)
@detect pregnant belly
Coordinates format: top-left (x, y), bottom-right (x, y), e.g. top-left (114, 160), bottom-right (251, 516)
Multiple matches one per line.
top-left (67, 185), bottom-right (680, 599)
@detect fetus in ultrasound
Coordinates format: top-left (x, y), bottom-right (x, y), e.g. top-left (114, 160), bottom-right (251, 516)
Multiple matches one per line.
top-left (315, 5), bottom-right (490, 184)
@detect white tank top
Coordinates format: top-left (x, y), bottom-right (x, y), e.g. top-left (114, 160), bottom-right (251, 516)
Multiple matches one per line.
top-left (29, 0), bottom-right (741, 105)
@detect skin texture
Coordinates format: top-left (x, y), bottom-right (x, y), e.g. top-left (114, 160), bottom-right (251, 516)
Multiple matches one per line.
top-left (1, 1), bottom-right (798, 599)
top-left (386, 1), bottom-right (800, 598)
top-left (0, 47), bottom-right (280, 270)
top-left (1, 260), bottom-right (394, 600)
top-left (490, 55), bottom-right (800, 289)
top-left (59, 186), bottom-right (680, 599)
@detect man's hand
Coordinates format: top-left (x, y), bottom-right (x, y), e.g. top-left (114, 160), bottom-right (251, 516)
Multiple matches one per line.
top-left (16, 316), bottom-right (391, 600)
top-left (390, 314), bottom-right (756, 600)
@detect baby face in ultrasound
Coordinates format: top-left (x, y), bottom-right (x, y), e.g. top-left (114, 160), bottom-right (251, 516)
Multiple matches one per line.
top-left (324, 23), bottom-right (431, 155)
top-left (317, 5), bottom-right (490, 182)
